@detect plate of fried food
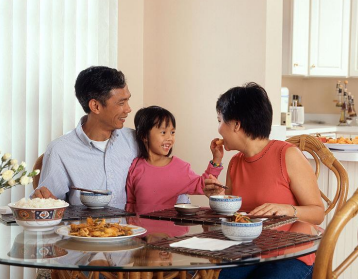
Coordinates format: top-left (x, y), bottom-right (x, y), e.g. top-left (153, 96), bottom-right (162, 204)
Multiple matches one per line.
top-left (56, 217), bottom-right (147, 242)
top-left (324, 136), bottom-right (358, 151)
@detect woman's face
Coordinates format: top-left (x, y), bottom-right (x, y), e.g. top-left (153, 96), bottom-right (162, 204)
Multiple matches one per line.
top-left (217, 113), bottom-right (237, 151)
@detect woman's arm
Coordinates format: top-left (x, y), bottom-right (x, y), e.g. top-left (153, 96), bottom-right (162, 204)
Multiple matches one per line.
top-left (286, 146), bottom-right (325, 224)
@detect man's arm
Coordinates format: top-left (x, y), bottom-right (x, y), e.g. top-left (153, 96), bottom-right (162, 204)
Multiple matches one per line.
top-left (31, 151), bottom-right (70, 200)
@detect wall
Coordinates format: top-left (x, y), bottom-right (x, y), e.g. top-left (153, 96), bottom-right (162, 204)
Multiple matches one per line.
top-left (118, 0), bottom-right (144, 129)
top-left (282, 76), bottom-right (358, 114)
top-left (142, 0), bottom-right (283, 205)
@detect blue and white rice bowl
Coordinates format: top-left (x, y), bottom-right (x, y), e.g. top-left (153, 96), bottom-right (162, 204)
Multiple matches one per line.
top-left (80, 190), bottom-right (112, 209)
top-left (221, 219), bottom-right (263, 242)
top-left (209, 195), bottom-right (242, 215)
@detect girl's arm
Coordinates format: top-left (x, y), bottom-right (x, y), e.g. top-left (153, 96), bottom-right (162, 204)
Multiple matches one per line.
top-left (124, 159), bottom-right (137, 212)
top-left (249, 147), bottom-right (325, 225)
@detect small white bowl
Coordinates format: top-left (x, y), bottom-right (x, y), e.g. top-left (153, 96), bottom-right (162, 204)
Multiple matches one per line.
top-left (221, 219), bottom-right (263, 242)
top-left (174, 204), bottom-right (200, 215)
top-left (209, 195), bottom-right (242, 215)
top-left (8, 203), bottom-right (69, 232)
top-left (80, 190), bottom-right (112, 209)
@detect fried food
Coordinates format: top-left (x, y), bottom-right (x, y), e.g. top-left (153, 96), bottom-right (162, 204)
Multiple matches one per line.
top-left (327, 137), bottom-right (358, 144)
top-left (216, 139), bottom-right (224, 146)
top-left (232, 213), bottom-right (252, 223)
top-left (69, 217), bottom-right (133, 237)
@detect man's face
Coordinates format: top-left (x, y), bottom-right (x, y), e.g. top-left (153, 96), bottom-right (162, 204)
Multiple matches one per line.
top-left (98, 86), bottom-right (132, 130)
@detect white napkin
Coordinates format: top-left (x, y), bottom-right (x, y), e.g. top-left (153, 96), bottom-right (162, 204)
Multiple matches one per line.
top-left (0, 206), bottom-right (12, 215)
top-left (169, 237), bottom-right (241, 251)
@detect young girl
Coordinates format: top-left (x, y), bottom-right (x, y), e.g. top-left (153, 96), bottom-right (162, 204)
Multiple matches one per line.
top-left (125, 106), bottom-right (224, 214)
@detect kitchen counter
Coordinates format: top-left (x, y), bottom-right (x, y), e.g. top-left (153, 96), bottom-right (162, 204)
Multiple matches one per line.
top-left (286, 124), bottom-right (358, 137)
top-left (286, 123), bottom-right (358, 162)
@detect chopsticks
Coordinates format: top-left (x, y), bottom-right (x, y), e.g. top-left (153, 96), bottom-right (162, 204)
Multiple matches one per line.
top-left (70, 187), bottom-right (110, 195)
top-left (213, 183), bottom-right (229, 189)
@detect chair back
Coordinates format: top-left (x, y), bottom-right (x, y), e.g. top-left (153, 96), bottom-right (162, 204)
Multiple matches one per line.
top-left (313, 188), bottom-right (358, 279)
top-left (286, 135), bottom-right (348, 215)
top-left (32, 154), bottom-right (44, 190)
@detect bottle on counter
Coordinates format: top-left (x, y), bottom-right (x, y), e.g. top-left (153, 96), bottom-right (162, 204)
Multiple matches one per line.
top-left (339, 88), bottom-right (348, 124)
top-left (349, 95), bottom-right (357, 117)
top-left (336, 81), bottom-right (343, 107)
top-left (334, 80), bottom-right (342, 107)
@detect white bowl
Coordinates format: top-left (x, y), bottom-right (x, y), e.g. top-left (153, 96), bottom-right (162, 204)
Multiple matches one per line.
top-left (221, 219), bottom-right (263, 242)
top-left (209, 195), bottom-right (242, 215)
top-left (8, 203), bottom-right (69, 232)
top-left (80, 190), bottom-right (112, 209)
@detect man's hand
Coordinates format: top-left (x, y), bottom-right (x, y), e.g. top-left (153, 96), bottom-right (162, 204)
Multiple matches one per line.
top-left (32, 187), bottom-right (57, 199)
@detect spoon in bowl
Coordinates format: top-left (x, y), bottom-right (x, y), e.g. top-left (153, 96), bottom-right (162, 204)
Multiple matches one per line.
top-left (71, 187), bottom-right (110, 195)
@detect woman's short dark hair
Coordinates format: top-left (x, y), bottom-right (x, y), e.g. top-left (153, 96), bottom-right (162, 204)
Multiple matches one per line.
top-left (134, 106), bottom-right (176, 159)
top-left (75, 66), bottom-right (126, 113)
top-left (216, 82), bottom-right (273, 139)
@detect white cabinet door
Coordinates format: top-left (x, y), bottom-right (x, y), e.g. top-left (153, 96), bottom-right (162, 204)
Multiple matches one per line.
top-left (309, 0), bottom-right (351, 76)
top-left (282, 0), bottom-right (309, 76)
top-left (350, 0), bottom-right (358, 76)
top-left (291, 0), bottom-right (310, 75)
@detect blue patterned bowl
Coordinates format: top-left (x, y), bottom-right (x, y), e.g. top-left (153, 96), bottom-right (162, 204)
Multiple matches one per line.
top-left (221, 219), bottom-right (263, 242)
top-left (8, 203), bottom-right (69, 232)
top-left (209, 195), bottom-right (242, 215)
top-left (80, 190), bottom-right (112, 209)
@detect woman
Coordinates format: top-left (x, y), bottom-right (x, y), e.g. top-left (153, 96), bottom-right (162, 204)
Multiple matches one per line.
top-left (205, 82), bottom-right (324, 279)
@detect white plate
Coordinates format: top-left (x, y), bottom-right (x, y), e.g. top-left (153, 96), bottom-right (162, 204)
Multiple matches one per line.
top-left (56, 224), bottom-right (147, 242)
top-left (55, 238), bottom-right (144, 252)
top-left (324, 143), bottom-right (358, 151)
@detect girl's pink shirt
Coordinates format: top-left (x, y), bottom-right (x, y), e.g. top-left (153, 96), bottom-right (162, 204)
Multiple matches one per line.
top-left (125, 156), bottom-right (223, 214)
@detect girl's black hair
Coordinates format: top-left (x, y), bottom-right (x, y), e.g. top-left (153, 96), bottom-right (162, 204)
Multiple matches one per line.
top-left (134, 106), bottom-right (176, 159)
top-left (216, 82), bottom-right (273, 139)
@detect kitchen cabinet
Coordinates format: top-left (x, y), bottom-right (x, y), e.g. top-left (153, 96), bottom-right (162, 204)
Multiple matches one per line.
top-left (350, 0), bottom-right (358, 76)
top-left (282, 0), bottom-right (309, 75)
top-left (282, 0), bottom-right (352, 77)
top-left (310, 0), bottom-right (350, 76)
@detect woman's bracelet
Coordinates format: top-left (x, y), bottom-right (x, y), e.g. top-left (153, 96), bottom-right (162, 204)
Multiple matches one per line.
top-left (290, 204), bottom-right (297, 217)
top-left (210, 160), bottom-right (223, 168)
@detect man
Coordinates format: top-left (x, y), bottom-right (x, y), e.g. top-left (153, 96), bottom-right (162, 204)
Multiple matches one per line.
top-left (32, 66), bottom-right (138, 208)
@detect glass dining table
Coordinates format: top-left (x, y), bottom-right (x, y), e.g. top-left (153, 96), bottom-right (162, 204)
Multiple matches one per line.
top-left (0, 205), bottom-right (322, 279)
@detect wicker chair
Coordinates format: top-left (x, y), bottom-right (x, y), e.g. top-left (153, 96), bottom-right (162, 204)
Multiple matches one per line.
top-left (32, 153), bottom-right (44, 190)
top-left (286, 135), bottom-right (349, 215)
top-left (312, 188), bottom-right (358, 279)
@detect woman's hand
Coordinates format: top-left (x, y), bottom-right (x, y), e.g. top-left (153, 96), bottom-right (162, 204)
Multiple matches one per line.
top-left (204, 174), bottom-right (225, 197)
top-left (249, 203), bottom-right (295, 217)
top-left (210, 138), bottom-right (224, 164)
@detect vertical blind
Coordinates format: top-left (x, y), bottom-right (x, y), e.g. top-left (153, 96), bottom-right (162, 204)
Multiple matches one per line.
top-left (0, 0), bottom-right (118, 277)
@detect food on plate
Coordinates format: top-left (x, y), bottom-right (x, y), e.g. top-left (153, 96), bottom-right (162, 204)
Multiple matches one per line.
top-left (69, 217), bottom-right (133, 237)
top-left (224, 195), bottom-right (235, 199)
top-left (232, 213), bottom-right (252, 223)
top-left (216, 139), bottom-right (224, 146)
top-left (326, 136), bottom-right (358, 144)
top-left (14, 197), bottom-right (68, 208)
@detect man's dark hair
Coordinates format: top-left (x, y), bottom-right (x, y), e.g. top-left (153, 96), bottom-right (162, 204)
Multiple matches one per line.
top-left (134, 106), bottom-right (176, 159)
top-left (75, 66), bottom-right (126, 113)
top-left (216, 82), bottom-right (273, 139)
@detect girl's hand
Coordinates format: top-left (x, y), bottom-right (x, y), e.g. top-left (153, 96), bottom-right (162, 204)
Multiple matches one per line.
top-left (249, 203), bottom-right (296, 217)
top-left (210, 138), bottom-right (224, 164)
top-left (204, 174), bottom-right (225, 197)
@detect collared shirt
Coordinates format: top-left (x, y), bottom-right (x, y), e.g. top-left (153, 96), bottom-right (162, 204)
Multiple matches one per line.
top-left (35, 116), bottom-right (138, 209)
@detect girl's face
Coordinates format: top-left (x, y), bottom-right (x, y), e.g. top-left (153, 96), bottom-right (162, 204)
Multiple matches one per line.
top-left (146, 120), bottom-right (175, 158)
top-left (217, 113), bottom-right (237, 151)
